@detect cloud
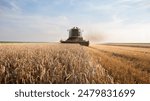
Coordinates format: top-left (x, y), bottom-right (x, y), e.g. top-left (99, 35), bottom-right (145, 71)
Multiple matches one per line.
top-left (0, 0), bottom-right (150, 42)
top-left (79, 14), bottom-right (150, 43)
top-left (0, 0), bottom-right (21, 14)
top-left (0, 13), bottom-right (71, 41)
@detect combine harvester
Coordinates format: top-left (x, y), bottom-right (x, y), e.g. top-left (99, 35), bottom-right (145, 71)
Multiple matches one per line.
top-left (60, 27), bottom-right (89, 46)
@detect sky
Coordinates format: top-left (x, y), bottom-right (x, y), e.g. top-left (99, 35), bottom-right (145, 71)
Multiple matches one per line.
top-left (0, 0), bottom-right (150, 43)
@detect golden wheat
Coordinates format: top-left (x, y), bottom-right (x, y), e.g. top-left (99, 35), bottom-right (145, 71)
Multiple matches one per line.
top-left (0, 43), bottom-right (112, 84)
top-left (90, 45), bottom-right (150, 84)
top-left (0, 43), bottom-right (149, 84)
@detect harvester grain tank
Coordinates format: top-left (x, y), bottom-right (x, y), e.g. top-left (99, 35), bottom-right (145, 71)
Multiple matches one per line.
top-left (60, 27), bottom-right (89, 46)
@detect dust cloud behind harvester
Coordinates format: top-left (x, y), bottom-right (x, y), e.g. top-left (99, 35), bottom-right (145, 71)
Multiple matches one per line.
top-left (84, 31), bottom-right (106, 43)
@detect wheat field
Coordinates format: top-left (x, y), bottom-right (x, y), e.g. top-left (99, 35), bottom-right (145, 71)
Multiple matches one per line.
top-left (0, 43), bottom-right (150, 84)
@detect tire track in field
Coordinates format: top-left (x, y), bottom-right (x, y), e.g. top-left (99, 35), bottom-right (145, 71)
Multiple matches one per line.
top-left (101, 44), bottom-right (150, 54)
top-left (89, 46), bottom-right (138, 61)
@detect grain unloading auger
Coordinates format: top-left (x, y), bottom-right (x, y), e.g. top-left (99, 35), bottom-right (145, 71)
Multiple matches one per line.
top-left (60, 27), bottom-right (89, 46)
